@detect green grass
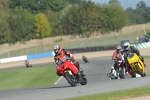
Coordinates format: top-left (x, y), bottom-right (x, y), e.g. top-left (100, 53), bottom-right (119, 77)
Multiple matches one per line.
top-left (61, 85), bottom-right (150, 100)
top-left (0, 65), bottom-right (59, 90)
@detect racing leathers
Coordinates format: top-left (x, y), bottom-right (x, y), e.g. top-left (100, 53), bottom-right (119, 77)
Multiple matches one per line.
top-left (122, 46), bottom-right (145, 65)
top-left (112, 51), bottom-right (122, 71)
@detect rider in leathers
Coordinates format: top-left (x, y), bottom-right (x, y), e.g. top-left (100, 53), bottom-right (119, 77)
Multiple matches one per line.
top-left (122, 42), bottom-right (146, 77)
top-left (112, 45), bottom-right (122, 71)
top-left (53, 45), bottom-right (82, 76)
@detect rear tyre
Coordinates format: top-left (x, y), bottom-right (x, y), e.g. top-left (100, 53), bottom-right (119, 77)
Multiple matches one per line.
top-left (64, 71), bottom-right (77, 87)
top-left (119, 67), bottom-right (125, 79)
top-left (144, 72), bottom-right (146, 76)
top-left (129, 68), bottom-right (136, 78)
top-left (136, 65), bottom-right (144, 77)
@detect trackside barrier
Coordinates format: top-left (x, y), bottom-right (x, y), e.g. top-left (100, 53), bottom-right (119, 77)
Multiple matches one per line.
top-left (69, 44), bottom-right (117, 54)
top-left (0, 55), bottom-right (27, 63)
top-left (0, 42), bottom-right (150, 64)
top-left (27, 52), bottom-right (52, 60)
top-left (131, 42), bottom-right (150, 49)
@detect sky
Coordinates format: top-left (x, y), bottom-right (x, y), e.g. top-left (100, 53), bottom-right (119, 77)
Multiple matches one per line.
top-left (91, 0), bottom-right (150, 9)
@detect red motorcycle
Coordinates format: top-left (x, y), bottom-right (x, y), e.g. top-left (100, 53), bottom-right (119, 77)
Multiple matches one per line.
top-left (56, 56), bottom-right (87, 86)
top-left (114, 56), bottom-right (125, 79)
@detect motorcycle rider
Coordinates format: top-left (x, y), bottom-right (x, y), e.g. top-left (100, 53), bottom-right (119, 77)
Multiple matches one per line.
top-left (122, 42), bottom-right (146, 66)
top-left (112, 45), bottom-right (122, 71)
top-left (25, 60), bottom-right (31, 67)
top-left (53, 45), bottom-right (82, 76)
top-left (107, 66), bottom-right (118, 79)
top-left (25, 60), bottom-right (29, 66)
top-left (122, 42), bottom-right (146, 76)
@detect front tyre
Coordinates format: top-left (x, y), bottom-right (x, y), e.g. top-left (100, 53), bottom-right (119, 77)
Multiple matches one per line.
top-left (144, 72), bottom-right (146, 76)
top-left (64, 71), bottom-right (77, 87)
top-left (136, 65), bottom-right (145, 77)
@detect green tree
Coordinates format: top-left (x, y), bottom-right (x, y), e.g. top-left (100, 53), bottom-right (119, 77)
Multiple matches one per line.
top-left (145, 7), bottom-right (150, 22)
top-left (100, 4), bottom-right (128, 33)
top-left (79, 1), bottom-right (99, 36)
top-left (67, 0), bottom-right (83, 5)
top-left (9, 7), bottom-right (34, 43)
top-left (108, 0), bottom-right (121, 5)
top-left (126, 7), bottom-right (136, 24)
top-left (45, 9), bottom-right (60, 36)
top-left (0, 0), bottom-right (11, 44)
top-left (48, 0), bottom-right (69, 12)
top-left (60, 4), bottom-right (81, 35)
top-left (34, 13), bottom-right (51, 38)
top-left (136, 1), bottom-right (147, 10)
top-left (9, 0), bottom-right (69, 13)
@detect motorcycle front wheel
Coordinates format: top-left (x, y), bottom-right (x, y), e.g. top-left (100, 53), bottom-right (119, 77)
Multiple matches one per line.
top-left (135, 65), bottom-right (145, 77)
top-left (64, 70), bottom-right (77, 87)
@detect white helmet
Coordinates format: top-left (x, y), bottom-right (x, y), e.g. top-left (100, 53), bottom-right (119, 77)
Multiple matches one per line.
top-left (123, 42), bottom-right (130, 50)
top-left (116, 45), bottom-right (121, 52)
top-left (111, 66), bottom-right (114, 70)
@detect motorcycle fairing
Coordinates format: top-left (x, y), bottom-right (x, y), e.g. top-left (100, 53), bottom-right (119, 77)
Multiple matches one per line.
top-left (127, 53), bottom-right (145, 73)
top-left (57, 60), bottom-right (78, 76)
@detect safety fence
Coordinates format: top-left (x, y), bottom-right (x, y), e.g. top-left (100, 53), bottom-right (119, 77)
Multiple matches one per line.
top-left (0, 42), bottom-right (150, 64)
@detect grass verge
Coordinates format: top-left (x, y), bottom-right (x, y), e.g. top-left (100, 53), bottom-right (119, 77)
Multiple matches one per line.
top-left (144, 56), bottom-right (150, 59)
top-left (0, 65), bottom-right (59, 90)
top-left (61, 85), bottom-right (150, 100)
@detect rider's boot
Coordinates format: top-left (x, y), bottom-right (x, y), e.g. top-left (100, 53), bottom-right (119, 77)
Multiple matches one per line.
top-left (76, 70), bottom-right (82, 83)
top-left (140, 56), bottom-right (146, 67)
top-left (75, 61), bottom-right (83, 73)
top-left (56, 71), bottom-right (62, 76)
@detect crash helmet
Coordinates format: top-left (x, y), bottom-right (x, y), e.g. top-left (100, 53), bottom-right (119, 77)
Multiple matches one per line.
top-left (123, 42), bottom-right (130, 50)
top-left (111, 66), bottom-right (114, 70)
top-left (116, 45), bottom-right (121, 53)
top-left (53, 45), bottom-right (62, 55)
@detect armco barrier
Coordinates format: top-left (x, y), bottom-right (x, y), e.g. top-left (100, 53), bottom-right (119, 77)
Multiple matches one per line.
top-left (69, 44), bottom-right (117, 54)
top-left (0, 42), bottom-right (150, 64)
top-left (131, 42), bottom-right (150, 49)
top-left (0, 55), bottom-right (27, 63)
top-left (27, 52), bottom-right (52, 60)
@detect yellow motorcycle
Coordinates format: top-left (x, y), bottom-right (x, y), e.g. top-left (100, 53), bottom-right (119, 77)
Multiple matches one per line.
top-left (127, 53), bottom-right (146, 77)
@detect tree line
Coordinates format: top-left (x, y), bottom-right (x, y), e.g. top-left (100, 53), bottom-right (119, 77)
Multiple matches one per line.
top-left (0, 0), bottom-right (149, 44)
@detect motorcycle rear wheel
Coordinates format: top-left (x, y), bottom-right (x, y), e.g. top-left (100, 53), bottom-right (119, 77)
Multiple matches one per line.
top-left (119, 67), bottom-right (125, 79)
top-left (64, 71), bottom-right (77, 87)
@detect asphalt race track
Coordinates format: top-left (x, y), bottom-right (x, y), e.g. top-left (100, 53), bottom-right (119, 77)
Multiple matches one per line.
top-left (0, 57), bottom-right (150, 100)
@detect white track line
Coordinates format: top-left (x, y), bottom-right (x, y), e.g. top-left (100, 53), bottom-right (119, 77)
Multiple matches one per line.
top-left (54, 76), bottom-right (63, 85)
